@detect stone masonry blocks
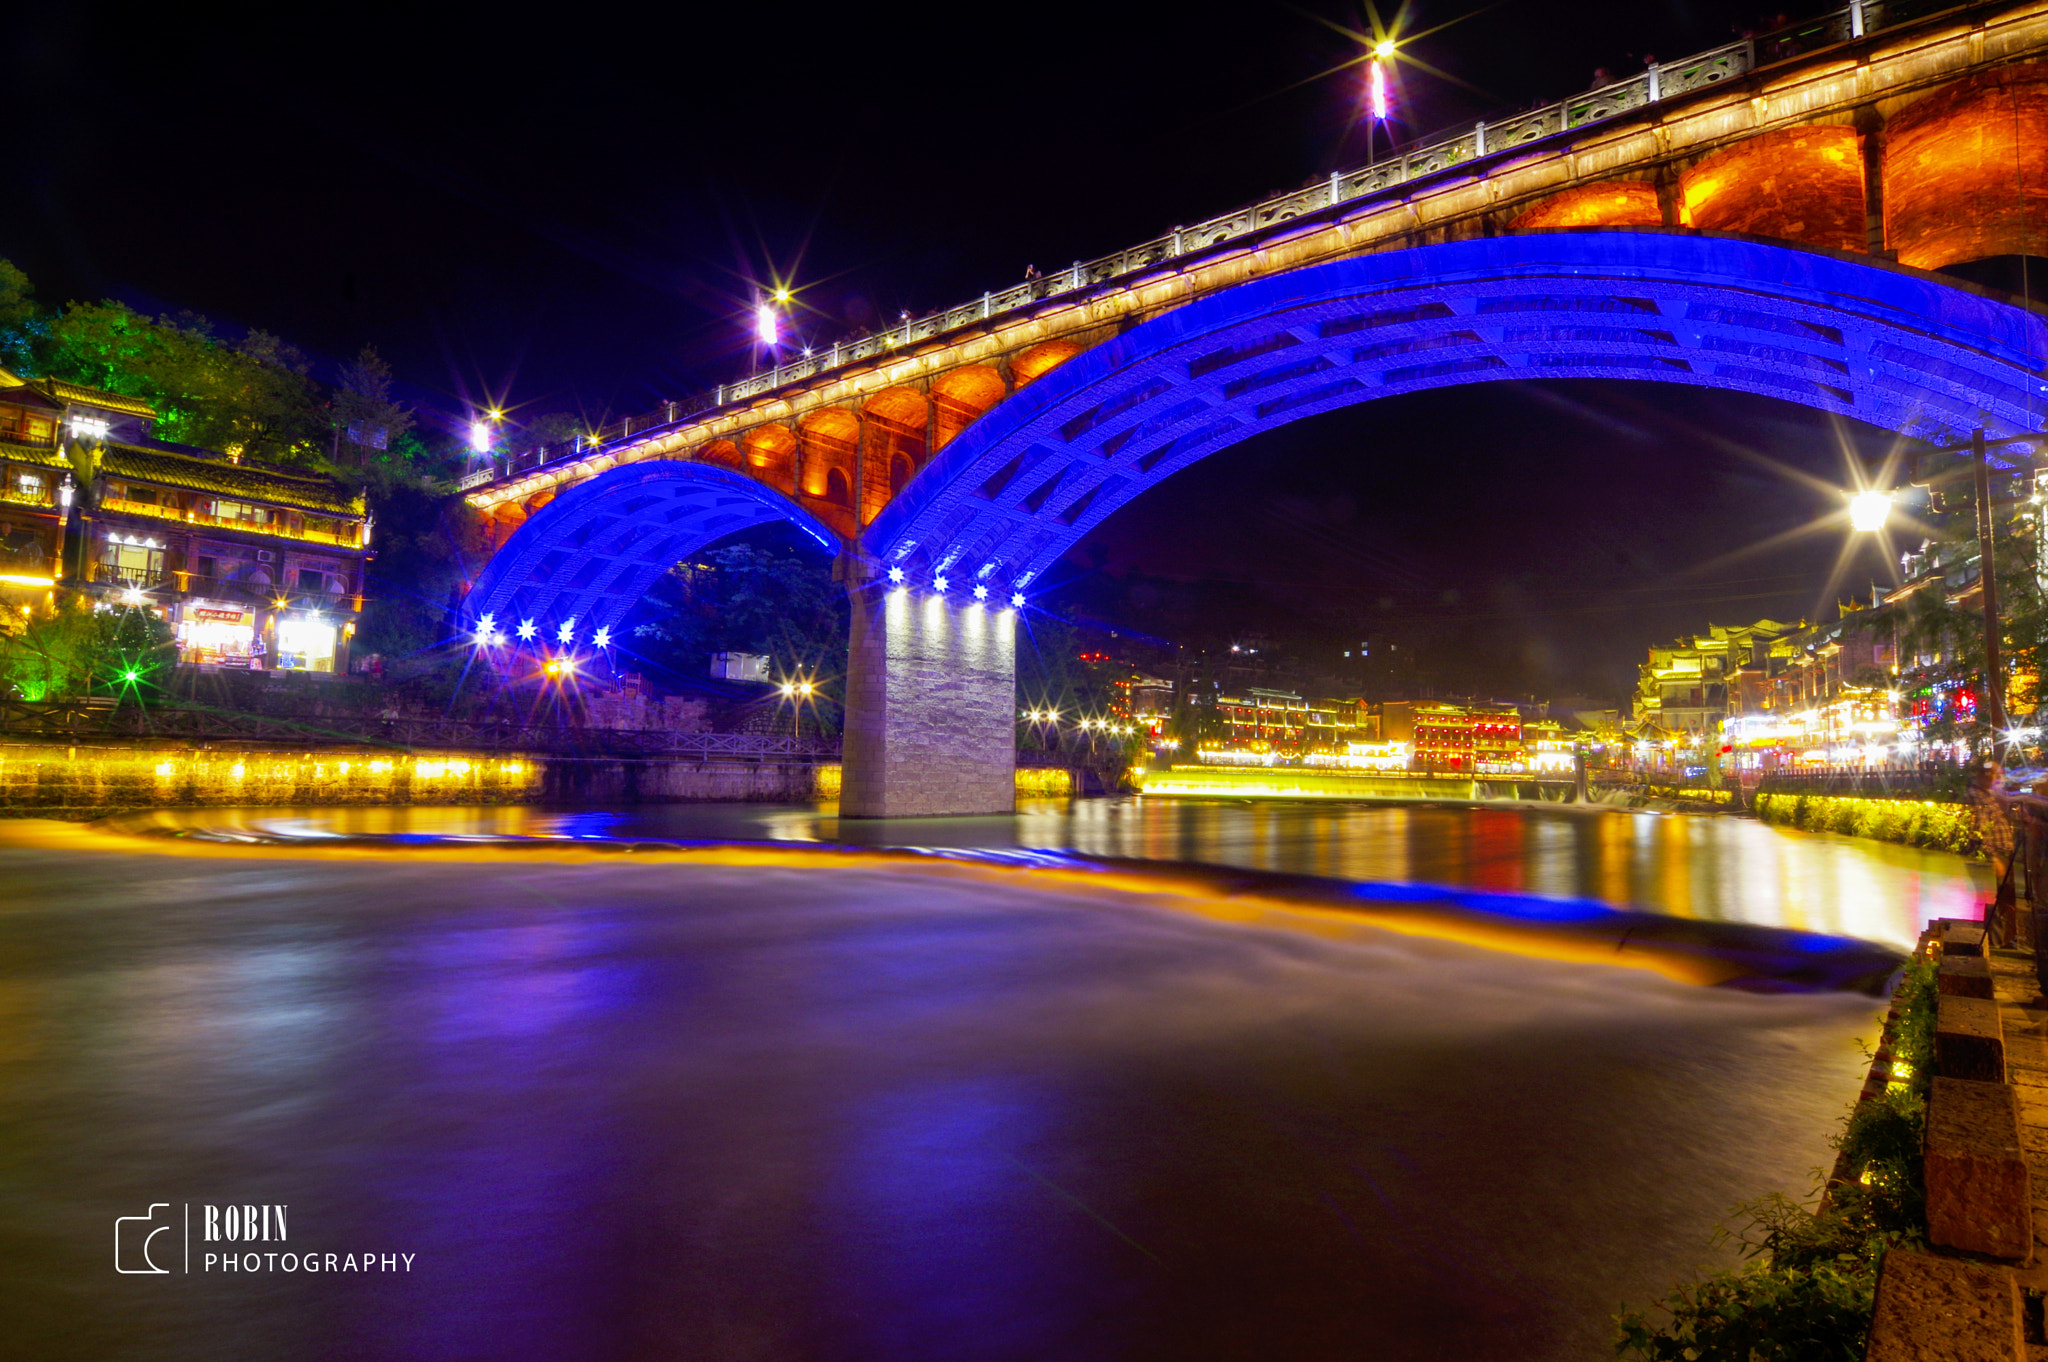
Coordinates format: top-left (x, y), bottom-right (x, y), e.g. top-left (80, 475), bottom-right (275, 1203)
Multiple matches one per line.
top-left (1864, 1248), bottom-right (2023, 1362)
top-left (841, 584), bottom-right (1016, 818)
top-left (1939, 954), bottom-right (1995, 1000)
top-left (1937, 995), bottom-right (2006, 1083)
top-left (1926, 1076), bottom-right (2033, 1261)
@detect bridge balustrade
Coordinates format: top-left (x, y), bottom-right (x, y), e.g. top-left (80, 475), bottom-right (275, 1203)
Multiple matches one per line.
top-left (469, 4), bottom-right (1946, 497)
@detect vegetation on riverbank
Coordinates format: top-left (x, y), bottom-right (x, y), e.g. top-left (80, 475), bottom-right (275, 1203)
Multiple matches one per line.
top-left (1614, 957), bottom-right (1935, 1360)
top-left (1753, 792), bottom-right (1978, 856)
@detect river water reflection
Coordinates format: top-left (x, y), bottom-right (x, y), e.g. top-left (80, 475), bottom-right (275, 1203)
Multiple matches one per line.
top-left (241, 797), bottom-right (1988, 951)
top-left (0, 802), bottom-right (1982, 1361)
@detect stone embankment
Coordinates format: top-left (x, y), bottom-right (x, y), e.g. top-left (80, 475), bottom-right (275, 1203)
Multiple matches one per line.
top-left (1863, 919), bottom-right (2048, 1359)
top-left (0, 741), bottom-right (1073, 814)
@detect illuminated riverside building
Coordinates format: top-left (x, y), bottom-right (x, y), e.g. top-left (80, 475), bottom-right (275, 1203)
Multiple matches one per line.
top-left (1634, 606), bottom-right (1923, 773)
top-left (1379, 701), bottom-right (1523, 773)
top-left (1202, 689), bottom-right (1362, 759)
top-left (1192, 695), bottom-right (1576, 773)
top-left (1522, 720), bottom-right (1578, 773)
top-left (0, 371), bottom-right (369, 674)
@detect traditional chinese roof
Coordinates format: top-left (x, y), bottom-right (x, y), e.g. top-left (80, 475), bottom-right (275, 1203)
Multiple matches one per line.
top-left (0, 384), bottom-right (62, 414)
top-left (35, 379), bottom-right (157, 420)
top-left (101, 444), bottom-right (365, 517)
top-left (0, 439), bottom-right (68, 469)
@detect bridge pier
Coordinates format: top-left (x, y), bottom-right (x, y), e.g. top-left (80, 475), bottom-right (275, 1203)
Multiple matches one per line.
top-left (840, 571), bottom-right (1016, 818)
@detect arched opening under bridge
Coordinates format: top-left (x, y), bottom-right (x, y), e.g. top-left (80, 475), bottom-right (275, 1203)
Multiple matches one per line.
top-left (475, 231), bottom-right (2047, 816)
top-left (465, 462), bottom-right (837, 644)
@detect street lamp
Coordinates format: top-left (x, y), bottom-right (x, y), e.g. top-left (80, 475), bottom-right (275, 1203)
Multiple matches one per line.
top-left (1366, 40), bottom-right (1394, 166)
top-left (1848, 488), bottom-right (1892, 533)
top-left (777, 675), bottom-right (815, 737)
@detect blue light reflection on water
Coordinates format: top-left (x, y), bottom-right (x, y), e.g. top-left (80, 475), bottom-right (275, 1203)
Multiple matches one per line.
top-left (213, 798), bottom-right (1990, 951)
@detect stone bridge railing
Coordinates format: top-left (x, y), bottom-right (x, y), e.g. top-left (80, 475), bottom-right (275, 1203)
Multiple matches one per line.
top-left (460, 0), bottom-right (1944, 498)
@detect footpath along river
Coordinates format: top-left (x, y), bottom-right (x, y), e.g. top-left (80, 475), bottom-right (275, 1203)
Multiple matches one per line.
top-left (0, 798), bottom-right (1988, 1360)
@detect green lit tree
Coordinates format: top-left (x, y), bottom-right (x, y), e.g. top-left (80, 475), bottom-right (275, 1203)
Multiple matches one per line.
top-left (0, 599), bottom-right (176, 703)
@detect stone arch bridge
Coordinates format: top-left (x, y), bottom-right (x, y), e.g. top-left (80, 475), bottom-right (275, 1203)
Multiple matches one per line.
top-left (466, 1), bottom-right (2048, 816)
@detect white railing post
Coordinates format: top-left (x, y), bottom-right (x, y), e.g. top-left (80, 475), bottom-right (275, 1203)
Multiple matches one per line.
top-left (1475, 121), bottom-right (1486, 155)
top-left (1647, 64), bottom-right (1661, 101)
top-left (1328, 170), bottom-right (1340, 207)
top-left (1850, 0), bottom-right (1864, 37)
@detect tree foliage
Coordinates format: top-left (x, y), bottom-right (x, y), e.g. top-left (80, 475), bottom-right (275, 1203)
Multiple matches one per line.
top-left (0, 600), bottom-right (177, 703)
top-left (36, 302), bottom-right (325, 464)
top-left (629, 543), bottom-right (848, 690)
top-left (1893, 488), bottom-right (2048, 745)
top-left (331, 345), bottom-right (416, 465)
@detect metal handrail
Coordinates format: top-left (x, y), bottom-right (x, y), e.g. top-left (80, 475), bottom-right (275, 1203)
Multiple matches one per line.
top-left (1754, 765), bottom-right (1963, 799)
top-left (469, 1), bottom-right (1924, 495)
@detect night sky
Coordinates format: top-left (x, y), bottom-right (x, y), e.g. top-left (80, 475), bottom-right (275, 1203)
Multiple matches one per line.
top-left (4, 2), bottom-right (1903, 699)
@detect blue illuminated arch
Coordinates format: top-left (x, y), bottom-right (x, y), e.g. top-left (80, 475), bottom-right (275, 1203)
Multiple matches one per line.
top-left (865, 230), bottom-right (2048, 595)
top-left (468, 462), bottom-right (837, 639)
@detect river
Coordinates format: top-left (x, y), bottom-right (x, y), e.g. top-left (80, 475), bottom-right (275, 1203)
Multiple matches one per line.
top-left (0, 799), bottom-right (1987, 1360)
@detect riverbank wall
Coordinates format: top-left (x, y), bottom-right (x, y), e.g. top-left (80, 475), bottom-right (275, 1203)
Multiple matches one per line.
top-left (0, 742), bottom-right (1074, 814)
top-left (1753, 791), bottom-right (1978, 855)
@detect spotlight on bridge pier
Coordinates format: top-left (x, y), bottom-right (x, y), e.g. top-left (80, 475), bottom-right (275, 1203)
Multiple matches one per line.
top-left (887, 566), bottom-right (905, 586)
top-left (973, 584), bottom-right (988, 602)
top-left (933, 575), bottom-right (949, 593)
top-left (1010, 591), bottom-right (1025, 609)
top-left (517, 619), bottom-right (537, 641)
